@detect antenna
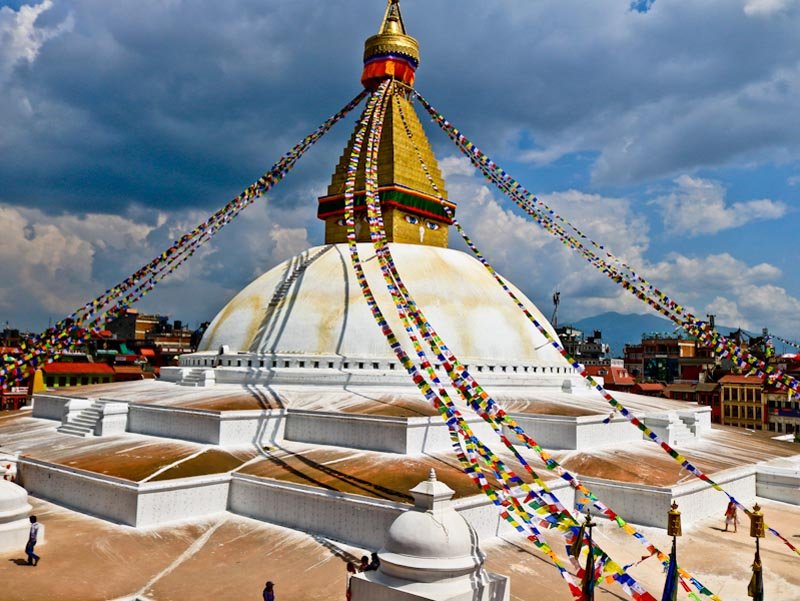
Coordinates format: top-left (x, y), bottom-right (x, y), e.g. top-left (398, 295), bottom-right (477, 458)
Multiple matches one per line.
top-left (551, 291), bottom-right (560, 329)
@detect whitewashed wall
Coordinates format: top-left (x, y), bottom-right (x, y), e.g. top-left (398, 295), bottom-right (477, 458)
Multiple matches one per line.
top-left (32, 394), bottom-right (71, 421)
top-left (229, 474), bottom-right (403, 549)
top-left (127, 404), bottom-right (285, 447)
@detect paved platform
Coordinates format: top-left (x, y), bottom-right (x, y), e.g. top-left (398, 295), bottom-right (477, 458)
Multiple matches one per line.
top-left (2, 496), bottom-right (798, 601)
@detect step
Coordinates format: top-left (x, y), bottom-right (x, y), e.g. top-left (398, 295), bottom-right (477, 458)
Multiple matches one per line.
top-left (57, 425), bottom-right (92, 437)
top-left (72, 418), bottom-right (98, 428)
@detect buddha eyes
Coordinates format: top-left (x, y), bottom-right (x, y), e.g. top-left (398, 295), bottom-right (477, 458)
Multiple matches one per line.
top-left (405, 215), bottom-right (419, 225)
top-left (426, 222), bottom-right (440, 231)
top-left (337, 218), bottom-right (347, 226)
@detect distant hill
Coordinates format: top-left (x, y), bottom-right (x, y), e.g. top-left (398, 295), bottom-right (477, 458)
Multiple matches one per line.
top-left (567, 311), bottom-right (746, 357)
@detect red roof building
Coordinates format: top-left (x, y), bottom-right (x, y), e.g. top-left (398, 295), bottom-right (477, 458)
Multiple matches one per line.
top-left (42, 362), bottom-right (115, 389)
top-left (584, 365), bottom-right (635, 391)
top-left (631, 382), bottom-right (666, 397)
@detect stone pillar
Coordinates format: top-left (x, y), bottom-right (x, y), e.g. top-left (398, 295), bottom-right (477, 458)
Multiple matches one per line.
top-left (351, 469), bottom-right (509, 601)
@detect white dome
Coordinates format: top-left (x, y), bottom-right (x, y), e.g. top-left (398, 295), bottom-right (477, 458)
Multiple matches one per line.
top-left (0, 480), bottom-right (31, 524)
top-left (378, 470), bottom-right (485, 583)
top-left (383, 509), bottom-right (478, 564)
top-left (200, 243), bottom-right (565, 365)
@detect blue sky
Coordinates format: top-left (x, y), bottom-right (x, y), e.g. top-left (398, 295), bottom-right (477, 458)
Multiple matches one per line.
top-left (1, 0), bottom-right (799, 340)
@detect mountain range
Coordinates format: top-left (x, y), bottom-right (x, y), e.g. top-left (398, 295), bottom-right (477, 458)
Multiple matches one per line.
top-left (566, 311), bottom-right (747, 357)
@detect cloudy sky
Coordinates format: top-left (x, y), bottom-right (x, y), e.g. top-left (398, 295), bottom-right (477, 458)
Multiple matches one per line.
top-left (1, 0), bottom-right (799, 342)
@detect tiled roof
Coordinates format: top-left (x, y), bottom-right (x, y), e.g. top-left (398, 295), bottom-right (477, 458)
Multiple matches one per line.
top-left (719, 375), bottom-right (764, 385)
top-left (42, 362), bottom-right (115, 375)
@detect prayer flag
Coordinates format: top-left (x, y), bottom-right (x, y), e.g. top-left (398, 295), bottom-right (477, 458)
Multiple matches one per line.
top-left (661, 538), bottom-right (678, 601)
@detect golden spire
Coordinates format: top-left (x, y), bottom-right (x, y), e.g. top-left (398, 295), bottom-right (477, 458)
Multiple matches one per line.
top-left (318, 0), bottom-right (456, 248)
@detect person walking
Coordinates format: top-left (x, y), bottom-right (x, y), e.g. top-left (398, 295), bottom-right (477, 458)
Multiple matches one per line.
top-left (724, 501), bottom-right (738, 533)
top-left (25, 515), bottom-right (40, 566)
top-left (262, 580), bottom-right (275, 601)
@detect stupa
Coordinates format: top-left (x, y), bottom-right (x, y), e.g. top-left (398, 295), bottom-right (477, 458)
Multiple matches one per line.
top-left (2, 2), bottom-right (800, 599)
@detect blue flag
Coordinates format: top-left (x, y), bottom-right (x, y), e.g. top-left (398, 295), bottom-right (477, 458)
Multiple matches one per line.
top-left (661, 538), bottom-right (679, 601)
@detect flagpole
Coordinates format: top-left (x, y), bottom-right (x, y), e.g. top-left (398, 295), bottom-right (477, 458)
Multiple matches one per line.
top-left (748, 504), bottom-right (765, 601)
top-left (583, 509), bottom-right (596, 601)
top-left (662, 501), bottom-right (681, 601)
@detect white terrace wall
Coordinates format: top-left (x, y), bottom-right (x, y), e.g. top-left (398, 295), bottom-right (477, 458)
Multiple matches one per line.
top-left (505, 414), bottom-right (641, 451)
top-left (127, 404), bottom-right (285, 446)
top-left (581, 466), bottom-right (756, 528)
top-left (20, 458), bottom-right (139, 525)
top-left (135, 474), bottom-right (231, 527)
top-left (284, 411), bottom-right (499, 455)
top-left (32, 394), bottom-right (72, 421)
top-left (19, 458), bottom-right (231, 527)
top-left (756, 466), bottom-right (800, 505)
top-left (229, 474), bottom-right (403, 549)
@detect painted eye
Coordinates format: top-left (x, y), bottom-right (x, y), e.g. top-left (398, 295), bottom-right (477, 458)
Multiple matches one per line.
top-left (405, 215), bottom-right (419, 225)
top-left (336, 218), bottom-right (347, 226)
top-left (426, 221), bottom-right (440, 231)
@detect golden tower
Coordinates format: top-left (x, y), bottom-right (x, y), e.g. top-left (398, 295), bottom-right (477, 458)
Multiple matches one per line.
top-left (317, 0), bottom-right (455, 248)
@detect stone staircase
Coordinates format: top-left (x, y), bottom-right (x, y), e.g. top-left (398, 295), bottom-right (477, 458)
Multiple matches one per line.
top-left (267, 246), bottom-right (330, 308)
top-left (671, 417), bottom-right (695, 444)
top-left (57, 402), bottom-right (104, 437)
top-left (179, 367), bottom-right (215, 387)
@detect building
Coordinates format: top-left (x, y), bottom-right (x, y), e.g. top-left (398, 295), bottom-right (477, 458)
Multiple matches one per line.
top-left (719, 374), bottom-right (767, 431)
top-left (624, 334), bottom-right (716, 384)
top-left (41, 361), bottom-right (115, 389)
top-left (664, 382), bottom-right (721, 423)
top-left (584, 364), bottom-right (635, 392)
top-left (556, 326), bottom-right (610, 366)
top-left (106, 308), bottom-right (161, 341)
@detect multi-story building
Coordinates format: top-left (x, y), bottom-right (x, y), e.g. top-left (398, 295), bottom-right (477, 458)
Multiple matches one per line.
top-left (556, 327), bottom-right (610, 366)
top-left (107, 309), bottom-right (161, 341)
top-left (719, 374), bottom-right (766, 430)
top-left (623, 342), bottom-right (644, 378)
top-left (764, 386), bottom-right (798, 436)
top-left (624, 334), bottom-right (716, 384)
top-left (664, 382), bottom-right (721, 423)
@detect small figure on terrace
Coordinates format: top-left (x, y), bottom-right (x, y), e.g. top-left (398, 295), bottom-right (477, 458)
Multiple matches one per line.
top-left (346, 561), bottom-right (358, 600)
top-left (366, 551), bottom-right (380, 571)
top-left (724, 500), bottom-right (738, 533)
top-left (26, 515), bottom-right (40, 566)
top-left (359, 555), bottom-right (370, 572)
top-left (262, 580), bottom-right (275, 601)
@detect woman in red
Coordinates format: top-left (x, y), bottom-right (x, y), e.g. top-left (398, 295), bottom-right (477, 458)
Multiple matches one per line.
top-left (724, 501), bottom-right (738, 533)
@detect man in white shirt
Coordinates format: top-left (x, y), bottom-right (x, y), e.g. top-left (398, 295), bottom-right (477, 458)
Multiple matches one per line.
top-left (25, 515), bottom-right (40, 566)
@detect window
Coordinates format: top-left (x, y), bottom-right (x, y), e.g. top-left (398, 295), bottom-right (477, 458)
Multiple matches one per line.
top-left (328, 362), bottom-right (334, 369)
top-left (283, 361), bottom-right (290, 368)
top-left (299, 361), bottom-right (305, 368)
top-left (313, 361), bottom-right (319, 368)
top-left (372, 362), bottom-right (379, 369)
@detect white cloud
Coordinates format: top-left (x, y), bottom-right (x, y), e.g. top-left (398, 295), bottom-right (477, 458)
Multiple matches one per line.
top-left (652, 175), bottom-right (787, 236)
top-left (743, 0), bottom-right (796, 17)
top-left (0, 200), bottom-right (314, 331)
top-left (0, 1), bottom-right (72, 78)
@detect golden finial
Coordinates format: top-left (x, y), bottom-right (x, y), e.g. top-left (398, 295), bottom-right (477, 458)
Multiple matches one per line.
top-left (380, 0), bottom-right (406, 35)
top-left (668, 501), bottom-right (682, 537)
top-left (363, 0), bottom-right (420, 78)
top-left (749, 503), bottom-right (765, 539)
